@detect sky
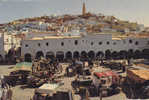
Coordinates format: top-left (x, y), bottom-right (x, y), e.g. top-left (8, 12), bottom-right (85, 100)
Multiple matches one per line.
top-left (0, 0), bottom-right (149, 26)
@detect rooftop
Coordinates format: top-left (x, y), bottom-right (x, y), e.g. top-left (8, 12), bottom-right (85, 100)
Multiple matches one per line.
top-left (30, 35), bottom-right (81, 40)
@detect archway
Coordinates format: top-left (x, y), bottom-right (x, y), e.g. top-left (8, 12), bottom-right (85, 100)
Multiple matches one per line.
top-left (127, 49), bottom-right (134, 59)
top-left (118, 50), bottom-right (127, 59)
top-left (134, 50), bottom-right (141, 59)
top-left (81, 51), bottom-right (87, 61)
top-left (111, 51), bottom-right (118, 59)
top-left (56, 51), bottom-right (64, 61)
top-left (73, 51), bottom-right (80, 59)
top-left (24, 53), bottom-right (32, 62)
top-left (46, 51), bottom-right (55, 59)
top-left (36, 51), bottom-right (44, 59)
top-left (81, 51), bottom-right (87, 59)
top-left (0, 55), bottom-right (3, 63)
top-left (88, 51), bottom-right (95, 59)
top-left (96, 51), bottom-right (104, 59)
top-left (105, 50), bottom-right (111, 59)
top-left (65, 51), bottom-right (72, 59)
top-left (142, 49), bottom-right (149, 59)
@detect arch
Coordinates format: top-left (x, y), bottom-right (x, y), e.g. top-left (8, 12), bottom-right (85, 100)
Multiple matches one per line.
top-left (127, 49), bottom-right (134, 59)
top-left (65, 51), bottom-right (72, 59)
top-left (73, 51), bottom-right (80, 59)
top-left (56, 51), bottom-right (64, 61)
top-left (111, 51), bottom-right (118, 59)
top-left (81, 51), bottom-right (87, 61)
top-left (46, 51), bottom-right (55, 59)
top-left (142, 49), bottom-right (149, 59)
top-left (105, 50), bottom-right (111, 59)
top-left (81, 51), bottom-right (87, 58)
top-left (0, 55), bottom-right (3, 63)
top-left (24, 53), bottom-right (32, 62)
top-left (36, 51), bottom-right (44, 59)
top-left (88, 51), bottom-right (95, 59)
top-left (96, 51), bottom-right (104, 58)
top-left (134, 50), bottom-right (141, 59)
top-left (118, 50), bottom-right (127, 59)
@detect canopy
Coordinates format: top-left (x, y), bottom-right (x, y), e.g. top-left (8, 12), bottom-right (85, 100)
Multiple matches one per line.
top-left (127, 69), bottom-right (149, 83)
top-left (94, 71), bottom-right (118, 78)
top-left (14, 62), bottom-right (32, 71)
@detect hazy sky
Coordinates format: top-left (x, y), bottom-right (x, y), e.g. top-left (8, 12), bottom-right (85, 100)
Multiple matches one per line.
top-left (0, 0), bottom-right (149, 26)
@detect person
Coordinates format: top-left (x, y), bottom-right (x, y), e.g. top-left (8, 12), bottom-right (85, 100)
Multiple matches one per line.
top-left (122, 65), bottom-right (126, 73)
top-left (0, 75), bottom-right (7, 89)
top-left (72, 59), bottom-right (76, 66)
top-left (127, 58), bottom-right (131, 66)
top-left (2, 87), bottom-right (8, 100)
top-left (32, 62), bottom-right (35, 74)
top-left (0, 87), bottom-right (2, 100)
top-left (80, 88), bottom-right (87, 100)
top-left (7, 87), bottom-right (12, 100)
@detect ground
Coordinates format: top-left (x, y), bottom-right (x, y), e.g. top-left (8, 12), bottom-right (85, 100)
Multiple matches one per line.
top-left (0, 63), bottom-right (128, 100)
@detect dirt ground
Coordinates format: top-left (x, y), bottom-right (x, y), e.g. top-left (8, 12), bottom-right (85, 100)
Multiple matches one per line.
top-left (0, 64), bottom-right (127, 100)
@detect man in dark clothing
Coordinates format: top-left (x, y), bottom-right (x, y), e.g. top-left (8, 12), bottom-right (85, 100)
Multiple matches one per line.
top-left (122, 65), bottom-right (126, 73)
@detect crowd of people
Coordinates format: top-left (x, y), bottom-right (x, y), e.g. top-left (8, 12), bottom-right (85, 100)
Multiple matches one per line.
top-left (0, 75), bottom-right (12, 100)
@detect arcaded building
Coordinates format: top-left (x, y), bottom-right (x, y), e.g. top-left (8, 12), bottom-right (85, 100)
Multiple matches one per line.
top-left (21, 32), bottom-right (149, 62)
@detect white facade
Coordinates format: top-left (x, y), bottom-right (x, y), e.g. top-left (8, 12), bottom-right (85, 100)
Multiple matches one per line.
top-left (21, 33), bottom-right (149, 60)
top-left (0, 33), bottom-right (5, 59)
top-left (3, 33), bottom-right (21, 52)
top-left (25, 32), bottom-right (57, 39)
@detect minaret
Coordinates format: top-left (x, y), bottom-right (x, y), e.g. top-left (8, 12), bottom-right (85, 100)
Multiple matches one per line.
top-left (82, 2), bottom-right (86, 15)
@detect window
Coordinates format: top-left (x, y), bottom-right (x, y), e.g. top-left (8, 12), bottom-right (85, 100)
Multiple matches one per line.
top-left (113, 42), bottom-right (116, 45)
top-left (46, 42), bottom-right (49, 46)
top-left (38, 43), bottom-right (40, 47)
top-left (61, 42), bottom-right (64, 46)
top-left (75, 40), bottom-right (78, 45)
top-left (147, 41), bottom-right (149, 45)
top-left (99, 42), bottom-right (102, 45)
top-left (107, 41), bottom-right (110, 45)
top-left (91, 42), bottom-right (94, 46)
top-left (129, 40), bottom-right (133, 43)
top-left (135, 41), bottom-right (139, 45)
top-left (25, 44), bottom-right (28, 47)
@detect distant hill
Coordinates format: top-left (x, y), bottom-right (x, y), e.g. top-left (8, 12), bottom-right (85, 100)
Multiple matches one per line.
top-left (1, 13), bottom-right (148, 34)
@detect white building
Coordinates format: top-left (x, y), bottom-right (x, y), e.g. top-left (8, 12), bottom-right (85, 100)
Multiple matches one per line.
top-left (25, 32), bottom-right (57, 39)
top-left (3, 33), bottom-right (21, 53)
top-left (0, 33), bottom-right (5, 60)
top-left (21, 32), bottom-right (149, 61)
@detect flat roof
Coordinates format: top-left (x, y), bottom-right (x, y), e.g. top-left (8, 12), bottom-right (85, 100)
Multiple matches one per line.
top-left (112, 37), bottom-right (122, 40)
top-left (28, 31), bottom-right (57, 34)
top-left (29, 35), bottom-right (81, 40)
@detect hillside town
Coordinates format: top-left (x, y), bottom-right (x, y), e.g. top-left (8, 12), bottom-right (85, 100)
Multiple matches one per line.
top-left (0, 3), bottom-right (149, 63)
top-left (0, 2), bottom-right (149, 100)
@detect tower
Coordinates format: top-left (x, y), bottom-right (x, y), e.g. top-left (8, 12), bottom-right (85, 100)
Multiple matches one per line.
top-left (82, 2), bottom-right (86, 15)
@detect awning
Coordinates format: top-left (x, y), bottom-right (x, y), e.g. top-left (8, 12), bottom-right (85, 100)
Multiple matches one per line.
top-left (14, 62), bottom-right (32, 71)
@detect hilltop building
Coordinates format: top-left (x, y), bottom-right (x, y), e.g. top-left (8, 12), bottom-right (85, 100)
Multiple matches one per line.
top-left (82, 2), bottom-right (86, 15)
